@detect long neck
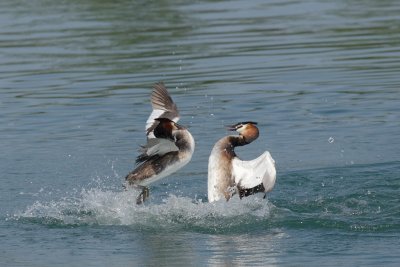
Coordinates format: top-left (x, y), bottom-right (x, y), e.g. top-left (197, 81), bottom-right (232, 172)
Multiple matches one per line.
top-left (223, 132), bottom-right (258, 158)
top-left (217, 135), bottom-right (244, 159)
top-left (175, 130), bottom-right (195, 153)
top-left (230, 135), bottom-right (247, 147)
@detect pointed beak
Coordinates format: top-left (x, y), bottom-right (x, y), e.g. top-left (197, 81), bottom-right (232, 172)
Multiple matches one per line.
top-left (225, 124), bottom-right (237, 131)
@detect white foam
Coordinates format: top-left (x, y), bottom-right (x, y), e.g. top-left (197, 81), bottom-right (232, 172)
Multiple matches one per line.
top-left (12, 187), bottom-right (274, 231)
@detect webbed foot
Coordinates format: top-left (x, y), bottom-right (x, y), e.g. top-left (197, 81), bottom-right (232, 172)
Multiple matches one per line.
top-left (136, 186), bottom-right (149, 205)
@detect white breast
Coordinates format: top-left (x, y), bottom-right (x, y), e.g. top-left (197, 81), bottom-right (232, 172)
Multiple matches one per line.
top-left (139, 131), bottom-right (195, 187)
top-left (208, 148), bottom-right (222, 202)
top-left (208, 136), bottom-right (238, 203)
top-left (138, 157), bottom-right (191, 186)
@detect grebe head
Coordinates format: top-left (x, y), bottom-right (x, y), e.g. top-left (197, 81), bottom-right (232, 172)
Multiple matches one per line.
top-left (153, 118), bottom-right (178, 137)
top-left (154, 118), bottom-right (188, 138)
top-left (154, 118), bottom-right (194, 152)
top-left (227, 121), bottom-right (259, 144)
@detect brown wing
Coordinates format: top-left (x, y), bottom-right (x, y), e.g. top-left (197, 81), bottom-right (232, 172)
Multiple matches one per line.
top-left (145, 82), bottom-right (180, 137)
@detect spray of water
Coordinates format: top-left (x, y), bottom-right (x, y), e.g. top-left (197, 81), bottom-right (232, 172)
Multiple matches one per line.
top-left (11, 187), bottom-right (274, 233)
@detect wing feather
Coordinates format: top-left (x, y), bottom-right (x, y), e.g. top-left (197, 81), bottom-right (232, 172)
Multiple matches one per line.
top-left (136, 82), bottom-right (181, 164)
top-left (145, 82), bottom-right (180, 137)
top-left (136, 138), bottom-right (179, 164)
top-left (232, 151), bottom-right (276, 192)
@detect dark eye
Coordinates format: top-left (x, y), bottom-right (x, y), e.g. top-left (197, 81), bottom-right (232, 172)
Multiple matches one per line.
top-left (236, 124), bottom-right (243, 129)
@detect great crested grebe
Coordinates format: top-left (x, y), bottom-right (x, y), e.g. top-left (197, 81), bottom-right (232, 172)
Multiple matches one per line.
top-left (208, 121), bottom-right (276, 202)
top-left (125, 82), bottom-right (195, 204)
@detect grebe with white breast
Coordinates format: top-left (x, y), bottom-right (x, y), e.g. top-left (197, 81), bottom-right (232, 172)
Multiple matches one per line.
top-left (125, 83), bottom-right (195, 204)
top-left (208, 121), bottom-right (276, 202)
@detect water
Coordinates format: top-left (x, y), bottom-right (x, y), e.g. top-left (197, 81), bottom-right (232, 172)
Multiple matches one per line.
top-left (1, 0), bottom-right (400, 266)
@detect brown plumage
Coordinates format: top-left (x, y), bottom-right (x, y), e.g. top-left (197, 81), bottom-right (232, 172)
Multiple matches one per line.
top-left (125, 83), bottom-right (195, 204)
top-left (208, 121), bottom-right (276, 202)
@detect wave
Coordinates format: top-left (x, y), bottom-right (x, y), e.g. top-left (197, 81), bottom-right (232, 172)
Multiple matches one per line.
top-left (10, 188), bottom-right (275, 234)
top-left (9, 162), bottom-right (400, 234)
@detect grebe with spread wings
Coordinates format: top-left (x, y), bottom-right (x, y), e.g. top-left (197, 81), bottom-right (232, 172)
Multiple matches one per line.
top-left (208, 122), bottom-right (276, 202)
top-left (125, 83), bottom-right (195, 204)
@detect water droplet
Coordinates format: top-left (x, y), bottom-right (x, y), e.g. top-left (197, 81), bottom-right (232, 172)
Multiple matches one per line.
top-left (328, 136), bottom-right (334, 143)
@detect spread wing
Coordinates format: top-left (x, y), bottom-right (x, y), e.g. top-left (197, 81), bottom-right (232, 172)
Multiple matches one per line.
top-left (232, 151), bottom-right (276, 192)
top-left (136, 82), bottom-right (180, 164)
top-left (145, 82), bottom-right (180, 138)
top-left (136, 138), bottom-right (179, 164)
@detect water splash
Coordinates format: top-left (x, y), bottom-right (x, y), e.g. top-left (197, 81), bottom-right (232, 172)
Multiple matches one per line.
top-left (11, 188), bottom-right (274, 233)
